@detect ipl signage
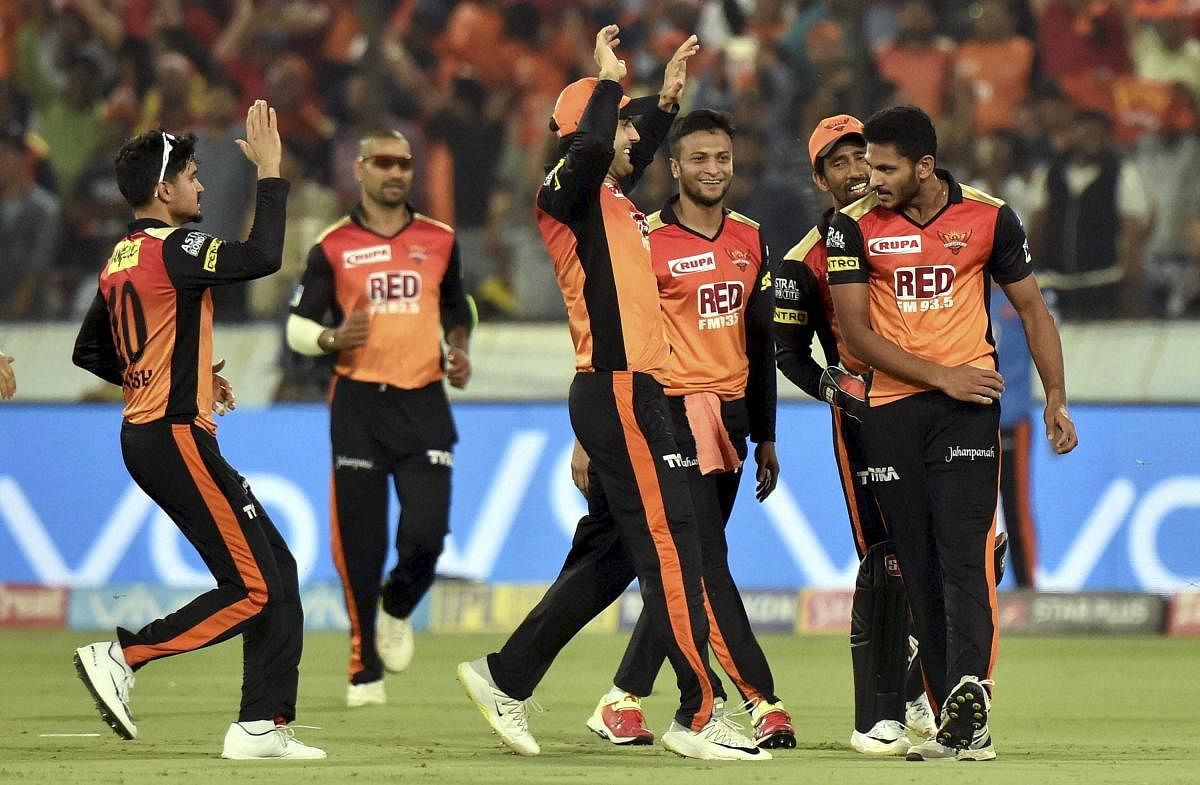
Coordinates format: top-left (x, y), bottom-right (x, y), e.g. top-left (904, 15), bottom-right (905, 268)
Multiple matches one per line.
top-left (0, 404), bottom-right (1196, 592)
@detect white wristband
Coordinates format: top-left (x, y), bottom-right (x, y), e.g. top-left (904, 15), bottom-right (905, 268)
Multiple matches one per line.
top-left (286, 314), bottom-right (330, 356)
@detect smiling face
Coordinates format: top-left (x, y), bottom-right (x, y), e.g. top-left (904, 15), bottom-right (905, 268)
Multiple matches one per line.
top-left (813, 137), bottom-right (869, 209)
top-left (355, 134), bottom-right (414, 209)
top-left (671, 128), bottom-right (733, 208)
top-left (608, 118), bottom-right (641, 181)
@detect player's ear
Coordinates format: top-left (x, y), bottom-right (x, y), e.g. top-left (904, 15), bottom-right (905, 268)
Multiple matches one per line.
top-left (917, 154), bottom-right (936, 180)
top-left (670, 158), bottom-right (680, 180)
top-left (812, 168), bottom-right (828, 193)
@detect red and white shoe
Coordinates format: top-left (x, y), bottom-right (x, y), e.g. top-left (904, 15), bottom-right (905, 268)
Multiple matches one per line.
top-left (751, 700), bottom-right (796, 749)
top-left (586, 692), bottom-right (655, 745)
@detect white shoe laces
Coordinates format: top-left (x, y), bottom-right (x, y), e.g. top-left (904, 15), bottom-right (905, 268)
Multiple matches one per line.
top-left (495, 691), bottom-right (542, 735)
top-left (702, 712), bottom-right (755, 748)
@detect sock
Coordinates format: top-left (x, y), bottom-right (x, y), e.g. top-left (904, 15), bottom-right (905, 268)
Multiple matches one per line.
top-left (604, 684), bottom-right (633, 703)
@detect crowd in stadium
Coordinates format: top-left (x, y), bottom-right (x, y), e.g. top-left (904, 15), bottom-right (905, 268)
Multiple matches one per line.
top-left (1, 0), bottom-right (1198, 325)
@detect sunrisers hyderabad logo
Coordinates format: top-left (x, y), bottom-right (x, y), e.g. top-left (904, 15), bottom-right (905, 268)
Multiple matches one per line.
top-left (936, 229), bottom-right (973, 255)
top-left (726, 247), bottom-right (753, 271)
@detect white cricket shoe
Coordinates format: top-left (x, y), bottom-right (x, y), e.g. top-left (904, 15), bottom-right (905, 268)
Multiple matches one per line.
top-left (905, 693), bottom-right (937, 739)
top-left (74, 641), bottom-right (137, 740)
top-left (376, 604), bottom-right (414, 673)
top-left (346, 680), bottom-right (386, 708)
top-left (221, 720), bottom-right (327, 760)
top-left (660, 714), bottom-right (773, 761)
top-left (850, 719), bottom-right (909, 756)
top-left (957, 726), bottom-right (997, 761)
top-left (905, 738), bottom-right (960, 761)
top-left (457, 657), bottom-right (540, 756)
top-left (938, 676), bottom-right (992, 751)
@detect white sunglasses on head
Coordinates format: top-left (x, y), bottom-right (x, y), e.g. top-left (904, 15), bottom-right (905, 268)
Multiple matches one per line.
top-left (156, 131), bottom-right (176, 197)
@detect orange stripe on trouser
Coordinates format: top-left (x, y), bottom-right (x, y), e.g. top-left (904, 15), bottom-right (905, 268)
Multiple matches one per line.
top-left (613, 374), bottom-right (714, 731)
top-left (329, 471), bottom-right (365, 680)
top-left (1013, 420), bottom-right (1038, 579)
top-left (701, 584), bottom-right (763, 704)
top-left (122, 425), bottom-right (269, 667)
top-left (832, 412), bottom-right (867, 557)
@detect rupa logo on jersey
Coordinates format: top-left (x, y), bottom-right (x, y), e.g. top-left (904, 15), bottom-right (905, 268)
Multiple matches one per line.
top-left (668, 251), bottom-right (716, 277)
top-left (344, 245), bottom-right (392, 267)
top-left (697, 281), bottom-right (744, 330)
top-left (868, 235), bottom-right (922, 255)
top-left (366, 271), bottom-right (422, 314)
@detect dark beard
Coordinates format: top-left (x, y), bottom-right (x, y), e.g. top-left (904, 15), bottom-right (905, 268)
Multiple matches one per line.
top-left (681, 180), bottom-right (729, 207)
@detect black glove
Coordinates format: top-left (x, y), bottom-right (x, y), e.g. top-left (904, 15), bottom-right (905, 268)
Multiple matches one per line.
top-left (819, 366), bottom-right (868, 420)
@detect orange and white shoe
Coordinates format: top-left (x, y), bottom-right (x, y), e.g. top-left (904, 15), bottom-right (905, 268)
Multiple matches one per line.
top-left (586, 692), bottom-right (655, 745)
top-left (751, 700), bottom-right (796, 749)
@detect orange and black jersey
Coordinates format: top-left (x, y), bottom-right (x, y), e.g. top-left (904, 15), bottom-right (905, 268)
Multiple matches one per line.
top-left (773, 208), bottom-right (867, 400)
top-left (649, 197), bottom-right (776, 443)
top-left (73, 178), bottom-right (289, 433)
top-left (290, 204), bottom-right (472, 391)
top-left (827, 169), bottom-right (1031, 405)
top-left (536, 79), bottom-right (675, 383)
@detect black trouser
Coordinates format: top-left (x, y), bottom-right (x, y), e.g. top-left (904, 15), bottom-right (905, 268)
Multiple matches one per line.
top-left (488, 371), bottom-right (719, 731)
top-left (614, 396), bottom-right (779, 706)
top-left (861, 392), bottom-right (1001, 715)
top-left (1000, 420), bottom-right (1038, 587)
top-left (329, 377), bottom-right (456, 685)
top-left (116, 420), bottom-right (303, 724)
top-left (830, 407), bottom-right (888, 559)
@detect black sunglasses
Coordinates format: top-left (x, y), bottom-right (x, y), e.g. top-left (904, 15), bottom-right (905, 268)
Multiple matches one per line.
top-left (359, 154), bottom-right (414, 172)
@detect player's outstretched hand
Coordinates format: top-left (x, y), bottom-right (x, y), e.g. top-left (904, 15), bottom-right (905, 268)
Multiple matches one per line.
top-left (235, 99), bottom-right (282, 179)
top-left (446, 346), bottom-right (471, 389)
top-left (0, 353), bottom-right (15, 400)
top-left (937, 364), bottom-right (1004, 406)
top-left (570, 439), bottom-right (590, 498)
top-left (754, 441), bottom-right (778, 502)
top-left (595, 24), bottom-right (626, 82)
top-left (1044, 402), bottom-right (1078, 455)
top-left (659, 34), bottom-right (699, 109)
top-left (212, 358), bottom-right (236, 416)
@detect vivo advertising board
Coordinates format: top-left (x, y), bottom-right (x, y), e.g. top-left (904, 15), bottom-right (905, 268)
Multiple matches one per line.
top-left (0, 404), bottom-right (1196, 592)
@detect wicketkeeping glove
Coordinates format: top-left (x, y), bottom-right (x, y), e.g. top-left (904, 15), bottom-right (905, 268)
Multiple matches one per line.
top-left (819, 366), bottom-right (868, 420)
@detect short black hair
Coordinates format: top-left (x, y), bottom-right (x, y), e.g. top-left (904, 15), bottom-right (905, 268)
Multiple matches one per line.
top-left (863, 105), bottom-right (937, 165)
top-left (114, 130), bottom-right (197, 208)
top-left (668, 109), bottom-right (736, 158)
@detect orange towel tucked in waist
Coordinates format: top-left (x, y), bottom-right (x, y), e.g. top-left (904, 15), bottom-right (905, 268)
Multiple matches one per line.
top-left (683, 392), bottom-right (741, 475)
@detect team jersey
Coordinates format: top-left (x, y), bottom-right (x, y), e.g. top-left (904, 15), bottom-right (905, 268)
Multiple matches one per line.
top-left (649, 197), bottom-right (776, 442)
top-left (536, 79), bottom-right (674, 384)
top-left (290, 205), bottom-right (472, 391)
top-left (72, 178), bottom-right (290, 433)
top-left (773, 209), bottom-right (868, 400)
top-left (827, 169), bottom-right (1032, 405)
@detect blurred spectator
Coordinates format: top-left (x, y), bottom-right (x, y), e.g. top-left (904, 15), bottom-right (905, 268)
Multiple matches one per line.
top-left (1129, 1), bottom-right (1200, 102)
top-left (249, 142), bottom-right (339, 319)
top-left (0, 124), bottom-right (60, 319)
top-left (57, 122), bottom-right (131, 318)
top-left (953, 0), bottom-right (1035, 134)
top-left (972, 130), bottom-right (1039, 223)
top-left (874, 1), bottom-right (956, 120)
top-left (1027, 110), bottom-right (1150, 319)
top-left (1131, 94), bottom-right (1200, 317)
top-left (426, 76), bottom-right (510, 316)
top-left (1037, 0), bottom-right (1132, 112)
top-left (14, 13), bottom-right (107, 194)
top-left (194, 76), bottom-right (257, 321)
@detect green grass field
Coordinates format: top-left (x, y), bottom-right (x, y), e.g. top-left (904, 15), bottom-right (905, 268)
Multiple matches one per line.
top-left (0, 630), bottom-right (1196, 784)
